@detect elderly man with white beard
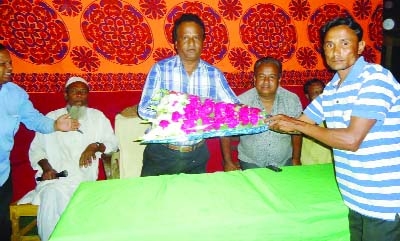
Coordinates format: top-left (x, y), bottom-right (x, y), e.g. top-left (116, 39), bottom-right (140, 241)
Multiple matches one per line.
top-left (18, 76), bottom-right (118, 241)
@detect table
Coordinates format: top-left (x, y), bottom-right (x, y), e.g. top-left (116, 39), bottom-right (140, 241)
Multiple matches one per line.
top-left (49, 164), bottom-right (349, 241)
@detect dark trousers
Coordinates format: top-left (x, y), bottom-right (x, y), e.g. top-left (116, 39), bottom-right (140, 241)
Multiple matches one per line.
top-left (349, 209), bottom-right (400, 241)
top-left (141, 143), bottom-right (209, 176)
top-left (0, 173), bottom-right (12, 241)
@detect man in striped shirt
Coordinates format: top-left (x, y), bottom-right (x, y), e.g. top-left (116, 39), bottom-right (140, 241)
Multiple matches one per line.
top-left (138, 13), bottom-right (239, 176)
top-left (268, 16), bottom-right (400, 240)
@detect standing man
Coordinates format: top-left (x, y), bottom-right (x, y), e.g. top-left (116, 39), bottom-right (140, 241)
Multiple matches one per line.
top-left (0, 44), bottom-right (79, 241)
top-left (18, 77), bottom-right (118, 241)
top-left (221, 57), bottom-right (302, 171)
top-left (300, 78), bottom-right (333, 165)
top-left (138, 13), bottom-right (239, 176)
top-left (268, 16), bottom-right (400, 240)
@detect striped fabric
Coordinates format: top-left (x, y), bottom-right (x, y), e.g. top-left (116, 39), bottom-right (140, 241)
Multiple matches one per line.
top-left (304, 57), bottom-right (400, 220)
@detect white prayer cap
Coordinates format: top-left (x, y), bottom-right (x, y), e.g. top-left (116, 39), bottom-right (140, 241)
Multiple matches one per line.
top-left (65, 76), bottom-right (88, 88)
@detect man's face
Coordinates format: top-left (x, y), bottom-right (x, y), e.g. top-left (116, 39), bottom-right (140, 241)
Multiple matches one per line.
top-left (0, 49), bottom-right (12, 86)
top-left (64, 81), bottom-right (89, 107)
top-left (174, 21), bottom-right (204, 62)
top-left (323, 25), bottom-right (365, 77)
top-left (254, 62), bottom-right (280, 97)
top-left (306, 83), bottom-right (324, 101)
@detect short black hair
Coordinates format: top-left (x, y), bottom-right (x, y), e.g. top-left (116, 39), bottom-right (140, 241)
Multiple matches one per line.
top-left (172, 13), bottom-right (205, 43)
top-left (303, 78), bottom-right (325, 95)
top-left (254, 57), bottom-right (282, 78)
top-left (320, 15), bottom-right (363, 42)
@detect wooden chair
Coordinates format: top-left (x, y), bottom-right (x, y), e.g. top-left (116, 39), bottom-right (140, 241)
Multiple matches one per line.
top-left (9, 151), bottom-right (119, 241)
top-left (9, 202), bottom-right (40, 241)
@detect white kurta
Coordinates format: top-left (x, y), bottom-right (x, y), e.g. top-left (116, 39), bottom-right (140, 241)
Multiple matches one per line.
top-left (18, 107), bottom-right (118, 241)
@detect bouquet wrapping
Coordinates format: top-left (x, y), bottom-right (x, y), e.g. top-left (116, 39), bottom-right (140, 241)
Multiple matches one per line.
top-left (140, 89), bottom-right (269, 143)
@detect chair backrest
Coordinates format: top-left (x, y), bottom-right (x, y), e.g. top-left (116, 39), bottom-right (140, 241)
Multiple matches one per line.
top-left (115, 114), bottom-right (149, 178)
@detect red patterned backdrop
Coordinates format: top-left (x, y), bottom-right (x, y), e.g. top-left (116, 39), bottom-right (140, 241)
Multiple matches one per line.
top-left (0, 0), bottom-right (382, 93)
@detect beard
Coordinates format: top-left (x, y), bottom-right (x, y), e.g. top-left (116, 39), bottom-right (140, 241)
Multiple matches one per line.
top-left (67, 105), bottom-right (87, 120)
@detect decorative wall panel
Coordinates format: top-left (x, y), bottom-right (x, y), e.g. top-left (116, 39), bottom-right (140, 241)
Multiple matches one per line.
top-left (0, 0), bottom-right (382, 92)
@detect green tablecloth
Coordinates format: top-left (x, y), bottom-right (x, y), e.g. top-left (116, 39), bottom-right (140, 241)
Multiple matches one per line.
top-left (49, 164), bottom-right (349, 241)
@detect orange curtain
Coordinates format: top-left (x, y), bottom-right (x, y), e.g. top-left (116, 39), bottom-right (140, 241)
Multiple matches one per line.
top-left (0, 0), bottom-right (382, 92)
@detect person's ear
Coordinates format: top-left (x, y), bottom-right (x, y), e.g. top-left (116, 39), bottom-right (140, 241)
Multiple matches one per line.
top-left (357, 40), bottom-right (366, 55)
top-left (64, 91), bottom-right (68, 101)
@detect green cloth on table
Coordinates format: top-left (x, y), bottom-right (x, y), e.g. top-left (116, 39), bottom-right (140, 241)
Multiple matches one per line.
top-left (50, 164), bottom-right (349, 241)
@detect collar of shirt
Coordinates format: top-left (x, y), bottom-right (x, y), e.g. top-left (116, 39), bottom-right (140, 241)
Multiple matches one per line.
top-left (330, 56), bottom-right (366, 88)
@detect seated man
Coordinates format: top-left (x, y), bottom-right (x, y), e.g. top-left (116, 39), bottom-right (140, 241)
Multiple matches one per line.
top-left (18, 77), bottom-right (118, 241)
top-left (221, 57), bottom-right (302, 171)
top-left (300, 78), bottom-right (333, 165)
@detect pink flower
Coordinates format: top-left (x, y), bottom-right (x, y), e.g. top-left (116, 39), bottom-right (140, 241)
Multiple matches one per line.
top-left (159, 120), bottom-right (170, 129)
top-left (171, 111), bottom-right (182, 122)
top-left (181, 119), bottom-right (197, 134)
top-left (225, 118), bottom-right (240, 129)
top-left (183, 105), bottom-right (198, 120)
top-left (249, 108), bottom-right (262, 125)
top-left (201, 117), bottom-right (214, 131)
top-left (199, 98), bottom-right (215, 117)
top-left (188, 95), bottom-right (202, 108)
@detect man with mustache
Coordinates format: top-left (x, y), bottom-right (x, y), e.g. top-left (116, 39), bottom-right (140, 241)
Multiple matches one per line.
top-left (221, 57), bottom-right (302, 171)
top-left (138, 14), bottom-right (239, 176)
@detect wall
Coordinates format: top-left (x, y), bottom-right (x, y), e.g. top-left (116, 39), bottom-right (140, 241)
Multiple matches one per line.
top-left (1, 0), bottom-right (382, 90)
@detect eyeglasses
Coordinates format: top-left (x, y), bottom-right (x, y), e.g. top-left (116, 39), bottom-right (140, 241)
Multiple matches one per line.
top-left (68, 89), bottom-right (88, 95)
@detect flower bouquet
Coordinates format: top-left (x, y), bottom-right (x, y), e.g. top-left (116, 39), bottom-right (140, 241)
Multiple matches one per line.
top-left (140, 89), bottom-right (269, 143)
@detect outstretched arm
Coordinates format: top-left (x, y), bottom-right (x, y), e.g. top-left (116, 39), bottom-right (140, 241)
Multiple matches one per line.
top-left (267, 114), bottom-right (376, 151)
top-left (54, 114), bottom-right (80, 132)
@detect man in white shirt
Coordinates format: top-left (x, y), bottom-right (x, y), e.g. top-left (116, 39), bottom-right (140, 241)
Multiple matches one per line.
top-left (18, 77), bottom-right (118, 241)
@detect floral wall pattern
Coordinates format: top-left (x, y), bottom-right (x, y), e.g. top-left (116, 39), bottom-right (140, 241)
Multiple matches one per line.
top-left (0, 0), bottom-right (382, 93)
